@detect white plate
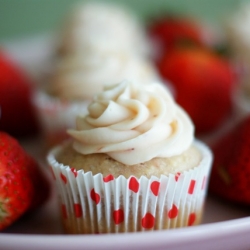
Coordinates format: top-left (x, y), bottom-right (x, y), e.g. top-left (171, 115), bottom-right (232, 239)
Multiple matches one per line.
top-left (1, 186), bottom-right (250, 250)
top-left (1, 36), bottom-right (250, 250)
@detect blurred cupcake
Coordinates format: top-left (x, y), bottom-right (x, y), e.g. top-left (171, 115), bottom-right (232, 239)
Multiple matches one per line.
top-left (47, 80), bottom-right (213, 234)
top-left (57, 1), bottom-right (150, 57)
top-left (226, 3), bottom-right (250, 118)
top-left (48, 51), bottom-right (160, 101)
top-left (33, 1), bottom-right (161, 149)
top-left (34, 51), bottom-right (160, 148)
top-left (226, 2), bottom-right (250, 67)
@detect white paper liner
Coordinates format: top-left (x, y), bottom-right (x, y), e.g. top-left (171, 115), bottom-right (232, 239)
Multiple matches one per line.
top-left (33, 90), bottom-right (90, 145)
top-left (47, 140), bottom-right (212, 234)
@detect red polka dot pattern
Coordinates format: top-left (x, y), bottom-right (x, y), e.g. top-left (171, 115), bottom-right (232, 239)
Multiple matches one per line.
top-left (188, 213), bottom-right (196, 226)
top-left (60, 173), bottom-right (67, 184)
top-left (188, 180), bottom-right (196, 194)
top-left (129, 177), bottom-right (139, 193)
top-left (52, 157), bottom-right (210, 231)
top-left (175, 172), bottom-right (181, 181)
top-left (90, 188), bottom-right (100, 204)
top-left (167, 204), bottom-right (178, 219)
top-left (74, 203), bottom-right (82, 218)
top-left (142, 213), bottom-right (155, 229)
top-left (113, 209), bottom-right (124, 224)
top-left (150, 181), bottom-right (160, 196)
top-left (103, 174), bottom-right (114, 182)
top-left (58, 173), bottom-right (203, 226)
top-left (71, 168), bottom-right (77, 177)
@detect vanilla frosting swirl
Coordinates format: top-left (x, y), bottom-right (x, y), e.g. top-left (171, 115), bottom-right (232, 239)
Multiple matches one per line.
top-left (68, 80), bottom-right (194, 165)
top-left (58, 2), bottom-right (149, 56)
top-left (50, 52), bottom-right (160, 100)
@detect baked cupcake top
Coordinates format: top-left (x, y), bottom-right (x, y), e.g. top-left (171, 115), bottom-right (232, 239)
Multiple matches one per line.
top-left (48, 52), bottom-right (160, 101)
top-left (68, 80), bottom-right (194, 165)
top-left (57, 2), bottom-right (149, 56)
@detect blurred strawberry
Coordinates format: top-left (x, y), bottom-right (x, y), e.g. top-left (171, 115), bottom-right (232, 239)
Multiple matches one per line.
top-left (209, 115), bottom-right (250, 205)
top-left (147, 15), bottom-right (212, 59)
top-left (0, 131), bottom-right (51, 231)
top-left (0, 50), bottom-right (40, 138)
top-left (158, 47), bottom-right (236, 134)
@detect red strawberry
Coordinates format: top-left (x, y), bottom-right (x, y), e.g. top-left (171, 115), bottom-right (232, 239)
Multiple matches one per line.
top-left (147, 15), bottom-right (211, 60)
top-left (0, 50), bottom-right (40, 138)
top-left (209, 115), bottom-right (250, 205)
top-left (157, 47), bottom-right (236, 134)
top-left (0, 132), bottom-right (50, 230)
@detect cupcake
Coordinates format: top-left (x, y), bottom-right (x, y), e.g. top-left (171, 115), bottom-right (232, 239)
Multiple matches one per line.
top-left (34, 51), bottom-right (160, 148)
top-left (47, 80), bottom-right (213, 234)
top-left (225, 3), bottom-right (250, 118)
top-left (47, 51), bottom-right (160, 101)
top-left (57, 2), bottom-right (150, 57)
top-left (33, 1), bottom-right (160, 149)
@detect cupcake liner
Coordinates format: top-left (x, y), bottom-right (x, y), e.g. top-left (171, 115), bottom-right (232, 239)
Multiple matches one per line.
top-left (47, 140), bottom-right (212, 234)
top-left (33, 90), bottom-right (90, 147)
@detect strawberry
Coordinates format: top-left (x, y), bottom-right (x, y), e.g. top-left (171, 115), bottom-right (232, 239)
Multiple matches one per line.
top-left (0, 132), bottom-right (50, 230)
top-left (147, 15), bottom-right (210, 60)
top-left (209, 115), bottom-right (250, 205)
top-left (0, 50), bottom-right (40, 138)
top-left (157, 47), bottom-right (236, 134)
top-left (148, 16), bottom-right (204, 46)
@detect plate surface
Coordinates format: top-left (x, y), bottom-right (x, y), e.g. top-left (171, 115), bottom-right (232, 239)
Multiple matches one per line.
top-left (1, 35), bottom-right (250, 250)
top-left (1, 187), bottom-right (250, 250)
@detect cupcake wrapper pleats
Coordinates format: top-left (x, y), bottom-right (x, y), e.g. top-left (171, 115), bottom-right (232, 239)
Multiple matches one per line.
top-left (47, 140), bottom-right (212, 234)
top-left (33, 90), bottom-right (89, 146)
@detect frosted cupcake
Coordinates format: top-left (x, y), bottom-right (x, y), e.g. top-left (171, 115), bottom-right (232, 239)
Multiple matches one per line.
top-left (34, 51), bottom-right (160, 148)
top-left (47, 80), bottom-right (213, 234)
top-left (57, 2), bottom-right (150, 57)
top-left (34, 1), bottom-right (158, 148)
top-left (226, 3), bottom-right (250, 118)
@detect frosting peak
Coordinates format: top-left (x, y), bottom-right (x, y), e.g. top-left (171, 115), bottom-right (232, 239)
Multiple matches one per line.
top-left (68, 80), bottom-right (194, 165)
top-left (58, 2), bottom-right (150, 56)
top-left (49, 52), bottom-right (160, 100)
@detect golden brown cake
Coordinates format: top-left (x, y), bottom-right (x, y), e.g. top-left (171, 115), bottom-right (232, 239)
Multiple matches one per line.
top-left (56, 141), bottom-right (202, 179)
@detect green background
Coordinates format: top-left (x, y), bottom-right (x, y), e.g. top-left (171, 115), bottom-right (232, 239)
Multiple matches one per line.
top-left (0, 0), bottom-right (248, 42)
